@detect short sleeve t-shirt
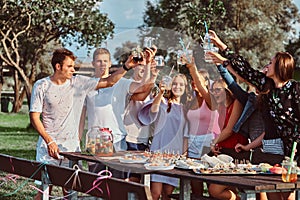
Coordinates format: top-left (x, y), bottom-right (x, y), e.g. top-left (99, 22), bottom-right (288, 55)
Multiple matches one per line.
top-left (84, 77), bottom-right (133, 143)
top-left (30, 75), bottom-right (99, 163)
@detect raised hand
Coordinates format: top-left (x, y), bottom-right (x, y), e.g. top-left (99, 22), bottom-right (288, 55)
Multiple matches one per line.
top-left (144, 45), bottom-right (157, 64)
top-left (206, 51), bottom-right (227, 65)
top-left (208, 30), bottom-right (227, 51)
top-left (124, 54), bottom-right (143, 70)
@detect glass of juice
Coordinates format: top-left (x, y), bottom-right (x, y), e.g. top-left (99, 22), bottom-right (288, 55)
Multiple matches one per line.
top-left (281, 160), bottom-right (298, 183)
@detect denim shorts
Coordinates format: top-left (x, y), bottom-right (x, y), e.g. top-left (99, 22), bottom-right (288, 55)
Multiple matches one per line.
top-left (188, 134), bottom-right (214, 159)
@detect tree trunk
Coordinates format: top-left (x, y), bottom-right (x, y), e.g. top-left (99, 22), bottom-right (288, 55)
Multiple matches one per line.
top-left (14, 64), bottom-right (34, 112)
top-left (12, 69), bottom-right (22, 113)
top-left (0, 66), bottom-right (3, 105)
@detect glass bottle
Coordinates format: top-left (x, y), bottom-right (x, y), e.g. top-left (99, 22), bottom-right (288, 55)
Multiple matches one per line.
top-left (85, 127), bottom-right (100, 155)
top-left (95, 127), bottom-right (114, 156)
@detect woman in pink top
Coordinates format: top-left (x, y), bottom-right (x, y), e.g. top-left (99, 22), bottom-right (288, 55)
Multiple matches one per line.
top-left (187, 69), bottom-right (220, 158)
top-left (186, 69), bottom-right (221, 196)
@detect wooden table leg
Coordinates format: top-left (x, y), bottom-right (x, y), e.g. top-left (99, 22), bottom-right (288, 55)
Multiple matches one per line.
top-left (41, 166), bottom-right (50, 200)
top-left (67, 159), bottom-right (79, 200)
top-left (240, 190), bottom-right (257, 200)
top-left (179, 178), bottom-right (190, 200)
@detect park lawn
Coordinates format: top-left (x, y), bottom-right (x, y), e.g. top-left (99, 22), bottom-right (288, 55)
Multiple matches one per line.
top-left (0, 112), bottom-right (39, 199)
top-left (0, 112), bottom-right (64, 199)
top-left (0, 112), bottom-right (37, 160)
top-left (0, 112), bottom-right (93, 199)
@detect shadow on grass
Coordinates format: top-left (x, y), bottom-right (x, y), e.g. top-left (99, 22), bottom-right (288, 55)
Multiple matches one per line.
top-left (0, 132), bottom-right (36, 137)
top-left (0, 149), bottom-right (36, 161)
top-left (0, 126), bottom-right (29, 132)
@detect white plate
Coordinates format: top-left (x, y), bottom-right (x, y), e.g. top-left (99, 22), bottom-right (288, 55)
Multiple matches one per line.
top-left (175, 160), bottom-right (205, 169)
top-left (237, 164), bottom-right (261, 172)
top-left (119, 157), bottom-right (148, 164)
top-left (217, 154), bottom-right (234, 163)
top-left (144, 163), bottom-right (175, 170)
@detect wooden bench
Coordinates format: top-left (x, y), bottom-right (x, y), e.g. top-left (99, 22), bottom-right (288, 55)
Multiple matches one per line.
top-left (0, 153), bottom-right (152, 200)
top-left (168, 193), bottom-right (219, 200)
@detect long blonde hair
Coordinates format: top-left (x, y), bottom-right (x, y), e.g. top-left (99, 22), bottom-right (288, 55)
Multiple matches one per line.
top-left (165, 74), bottom-right (188, 113)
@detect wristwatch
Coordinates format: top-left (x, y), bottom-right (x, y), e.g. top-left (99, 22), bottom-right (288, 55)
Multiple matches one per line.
top-left (223, 60), bottom-right (230, 68)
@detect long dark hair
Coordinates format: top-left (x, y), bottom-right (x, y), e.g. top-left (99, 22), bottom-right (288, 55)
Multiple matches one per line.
top-left (257, 52), bottom-right (294, 110)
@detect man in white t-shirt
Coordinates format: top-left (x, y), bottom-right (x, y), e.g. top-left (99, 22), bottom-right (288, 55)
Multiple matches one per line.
top-left (79, 48), bottom-right (156, 176)
top-left (30, 48), bottom-right (135, 198)
top-left (124, 64), bottom-right (158, 150)
top-left (123, 62), bottom-right (159, 182)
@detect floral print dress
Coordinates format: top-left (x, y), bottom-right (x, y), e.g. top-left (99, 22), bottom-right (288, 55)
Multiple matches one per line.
top-left (221, 49), bottom-right (300, 158)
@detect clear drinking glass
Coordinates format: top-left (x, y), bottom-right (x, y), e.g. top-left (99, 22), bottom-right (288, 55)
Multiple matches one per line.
top-left (281, 160), bottom-right (298, 183)
top-left (177, 49), bottom-right (193, 65)
top-left (144, 37), bottom-right (154, 48)
top-left (204, 47), bottom-right (219, 63)
top-left (155, 55), bottom-right (165, 68)
top-left (162, 75), bottom-right (173, 90)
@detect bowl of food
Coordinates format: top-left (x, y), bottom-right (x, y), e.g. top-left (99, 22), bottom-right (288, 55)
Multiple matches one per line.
top-left (217, 154), bottom-right (233, 163)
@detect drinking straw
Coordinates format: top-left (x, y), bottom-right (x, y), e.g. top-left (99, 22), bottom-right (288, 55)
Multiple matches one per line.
top-left (204, 21), bottom-right (208, 34)
top-left (199, 35), bottom-right (204, 43)
top-left (179, 37), bottom-right (185, 50)
top-left (169, 65), bottom-right (175, 76)
top-left (286, 141), bottom-right (297, 181)
top-left (204, 21), bottom-right (211, 49)
top-left (186, 41), bottom-right (191, 50)
top-left (179, 38), bottom-right (191, 62)
top-left (290, 141), bottom-right (297, 163)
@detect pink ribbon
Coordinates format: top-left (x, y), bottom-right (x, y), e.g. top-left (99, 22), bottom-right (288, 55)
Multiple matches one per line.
top-left (9, 157), bottom-right (15, 172)
top-left (0, 174), bottom-right (19, 187)
top-left (85, 169), bottom-right (112, 198)
top-left (64, 164), bottom-right (82, 189)
top-left (29, 185), bottom-right (76, 199)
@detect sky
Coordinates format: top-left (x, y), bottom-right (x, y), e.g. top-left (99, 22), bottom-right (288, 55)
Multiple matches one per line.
top-left (71, 0), bottom-right (151, 63)
top-left (72, 0), bottom-right (300, 64)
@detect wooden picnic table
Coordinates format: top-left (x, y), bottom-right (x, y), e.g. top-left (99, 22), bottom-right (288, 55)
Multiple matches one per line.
top-left (60, 151), bottom-right (300, 200)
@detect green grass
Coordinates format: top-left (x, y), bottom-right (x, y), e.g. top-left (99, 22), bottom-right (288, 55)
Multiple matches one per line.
top-left (0, 112), bottom-right (41, 199)
top-left (0, 112), bottom-right (90, 199)
top-left (0, 112), bottom-right (37, 160)
top-left (0, 112), bottom-right (66, 199)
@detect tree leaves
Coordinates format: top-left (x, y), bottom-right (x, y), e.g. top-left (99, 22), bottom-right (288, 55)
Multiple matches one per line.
top-left (0, 0), bottom-right (115, 111)
top-left (143, 0), bottom-right (300, 69)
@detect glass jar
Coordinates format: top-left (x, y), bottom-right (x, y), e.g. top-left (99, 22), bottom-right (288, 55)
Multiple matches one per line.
top-left (95, 128), bottom-right (114, 157)
top-left (85, 127), bottom-right (99, 155)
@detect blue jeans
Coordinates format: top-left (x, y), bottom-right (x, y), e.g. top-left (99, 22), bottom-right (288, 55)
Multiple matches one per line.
top-left (114, 137), bottom-right (128, 152)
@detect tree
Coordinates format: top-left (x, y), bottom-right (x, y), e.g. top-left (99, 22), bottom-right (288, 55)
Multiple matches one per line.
top-left (113, 41), bottom-right (138, 65)
top-left (143, 0), bottom-right (300, 70)
top-left (0, 0), bottom-right (114, 112)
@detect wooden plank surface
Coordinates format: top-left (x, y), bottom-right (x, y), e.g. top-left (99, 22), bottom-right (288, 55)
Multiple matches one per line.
top-left (0, 153), bottom-right (42, 180)
top-left (0, 153), bottom-right (152, 200)
top-left (60, 152), bottom-right (299, 193)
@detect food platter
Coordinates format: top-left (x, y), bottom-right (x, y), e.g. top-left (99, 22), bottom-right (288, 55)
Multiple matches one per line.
top-left (192, 163), bottom-right (276, 175)
top-left (237, 164), bottom-right (262, 172)
top-left (175, 159), bottom-right (206, 169)
top-left (193, 167), bottom-right (258, 175)
top-left (119, 157), bottom-right (148, 163)
top-left (144, 163), bottom-right (175, 170)
top-left (119, 154), bottom-right (149, 163)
